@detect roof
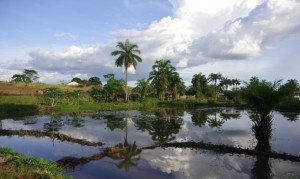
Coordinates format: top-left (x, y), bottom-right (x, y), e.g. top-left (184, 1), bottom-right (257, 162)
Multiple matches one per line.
top-left (67, 81), bottom-right (79, 86)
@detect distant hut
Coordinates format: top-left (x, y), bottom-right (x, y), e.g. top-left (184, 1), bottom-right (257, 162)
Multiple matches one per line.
top-left (67, 81), bottom-right (79, 86)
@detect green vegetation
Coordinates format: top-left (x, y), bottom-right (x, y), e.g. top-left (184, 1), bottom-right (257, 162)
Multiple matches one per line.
top-left (11, 69), bottom-right (39, 84)
top-left (0, 147), bottom-right (70, 178)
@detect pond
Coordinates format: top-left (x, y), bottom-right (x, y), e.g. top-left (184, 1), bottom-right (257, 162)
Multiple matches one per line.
top-left (0, 108), bottom-right (299, 178)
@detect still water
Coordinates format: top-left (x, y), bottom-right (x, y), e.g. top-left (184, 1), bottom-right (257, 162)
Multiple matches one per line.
top-left (0, 108), bottom-right (299, 178)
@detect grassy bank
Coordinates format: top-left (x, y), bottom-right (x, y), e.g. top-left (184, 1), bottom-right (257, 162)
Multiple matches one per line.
top-left (0, 147), bottom-right (70, 178)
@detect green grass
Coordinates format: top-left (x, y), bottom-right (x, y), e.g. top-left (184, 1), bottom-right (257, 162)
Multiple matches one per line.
top-left (0, 95), bottom-right (38, 105)
top-left (0, 147), bottom-right (71, 179)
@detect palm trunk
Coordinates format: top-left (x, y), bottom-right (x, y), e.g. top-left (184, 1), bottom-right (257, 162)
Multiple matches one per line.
top-left (125, 67), bottom-right (128, 102)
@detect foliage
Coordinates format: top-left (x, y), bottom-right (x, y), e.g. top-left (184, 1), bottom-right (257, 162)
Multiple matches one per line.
top-left (134, 78), bottom-right (151, 100)
top-left (43, 88), bottom-right (63, 107)
top-left (12, 69), bottom-right (39, 83)
top-left (111, 39), bottom-right (142, 102)
top-left (104, 77), bottom-right (125, 102)
top-left (242, 77), bottom-right (298, 117)
top-left (148, 59), bottom-right (184, 100)
top-left (190, 73), bottom-right (207, 98)
top-left (0, 147), bottom-right (70, 179)
top-left (88, 76), bottom-right (102, 85)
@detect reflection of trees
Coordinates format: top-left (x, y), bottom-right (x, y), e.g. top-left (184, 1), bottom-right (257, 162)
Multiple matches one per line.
top-left (190, 108), bottom-right (240, 128)
top-left (219, 109), bottom-right (241, 121)
top-left (106, 115), bottom-right (126, 131)
top-left (66, 111), bottom-right (84, 128)
top-left (279, 111), bottom-right (299, 122)
top-left (110, 140), bottom-right (142, 172)
top-left (133, 109), bottom-right (184, 145)
top-left (250, 112), bottom-right (273, 178)
top-left (191, 110), bottom-right (210, 127)
top-left (43, 113), bottom-right (64, 132)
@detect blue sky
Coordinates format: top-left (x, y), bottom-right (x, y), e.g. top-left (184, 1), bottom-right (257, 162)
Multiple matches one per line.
top-left (1, 0), bottom-right (300, 85)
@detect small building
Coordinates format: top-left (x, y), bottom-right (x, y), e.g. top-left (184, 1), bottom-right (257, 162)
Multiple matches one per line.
top-left (67, 81), bottom-right (79, 86)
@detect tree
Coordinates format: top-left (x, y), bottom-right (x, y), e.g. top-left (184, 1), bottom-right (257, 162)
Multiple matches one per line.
top-left (231, 78), bottom-right (241, 90)
top-left (111, 39), bottom-right (142, 102)
top-left (168, 72), bottom-right (184, 100)
top-left (104, 77), bottom-right (125, 101)
top-left (88, 76), bottom-right (102, 85)
top-left (71, 77), bottom-right (83, 84)
top-left (208, 73), bottom-right (222, 88)
top-left (208, 73), bottom-right (222, 98)
top-left (43, 88), bottom-right (62, 107)
top-left (191, 73), bottom-right (207, 98)
top-left (11, 69), bottom-right (39, 83)
top-left (219, 77), bottom-right (232, 91)
top-left (243, 78), bottom-right (288, 118)
top-left (103, 73), bottom-right (115, 79)
top-left (11, 74), bottom-right (26, 82)
top-left (148, 59), bottom-right (176, 100)
top-left (135, 78), bottom-right (150, 100)
top-left (23, 69), bottom-right (39, 83)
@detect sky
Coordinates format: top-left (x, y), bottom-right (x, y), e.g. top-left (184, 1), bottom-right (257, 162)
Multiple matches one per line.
top-left (1, 0), bottom-right (300, 86)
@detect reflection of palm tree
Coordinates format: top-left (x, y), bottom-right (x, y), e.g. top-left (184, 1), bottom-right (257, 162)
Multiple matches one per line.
top-left (251, 156), bottom-right (271, 179)
top-left (110, 141), bottom-right (142, 172)
top-left (207, 113), bottom-right (224, 128)
top-left (279, 111), bottom-right (299, 121)
top-left (250, 112), bottom-right (273, 179)
top-left (250, 113), bottom-right (272, 151)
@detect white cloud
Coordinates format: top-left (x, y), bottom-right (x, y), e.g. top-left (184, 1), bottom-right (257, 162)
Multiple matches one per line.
top-left (1, 0), bottom-right (300, 85)
top-left (54, 32), bottom-right (78, 40)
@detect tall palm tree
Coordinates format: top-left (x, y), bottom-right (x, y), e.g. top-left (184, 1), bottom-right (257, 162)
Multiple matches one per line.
top-left (111, 39), bottom-right (142, 102)
top-left (148, 59), bottom-right (176, 100)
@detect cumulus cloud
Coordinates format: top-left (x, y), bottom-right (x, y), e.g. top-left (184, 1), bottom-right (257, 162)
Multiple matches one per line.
top-left (1, 0), bottom-right (300, 84)
top-left (191, 0), bottom-right (300, 60)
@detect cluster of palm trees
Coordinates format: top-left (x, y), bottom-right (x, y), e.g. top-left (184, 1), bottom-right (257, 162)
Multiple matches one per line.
top-left (111, 39), bottom-right (235, 101)
top-left (189, 72), bottom-right (241, 99)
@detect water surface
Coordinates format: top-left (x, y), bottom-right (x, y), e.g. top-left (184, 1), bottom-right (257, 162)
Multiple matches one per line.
top-left (0, 108), bottom-right (299, 178)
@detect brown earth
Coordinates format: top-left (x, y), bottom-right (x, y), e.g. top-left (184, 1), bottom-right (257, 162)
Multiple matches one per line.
top-left (0, 83), bottom-right (39, 95)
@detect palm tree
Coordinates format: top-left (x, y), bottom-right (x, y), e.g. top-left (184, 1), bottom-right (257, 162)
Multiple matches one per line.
top-left (208, 72), bottom-right (222, 88)
top-left (219, 77), bottom-right (232, 91)
top-left (135, 78), bottom-right (150, 100)
top-left (111, 39), bottom-right (142, 102)
top-left (191, 73), bottom-right (207, 98)
top-left (208, 73), bottom-right (222, 98)
top-left (148, 59), bottom-right (176, 100)
top-left (231, 79), bottom-right (241, 90)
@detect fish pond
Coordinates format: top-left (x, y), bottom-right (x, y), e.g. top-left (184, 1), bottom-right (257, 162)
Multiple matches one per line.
top-left (0, 107), bottom-right (300, 178)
